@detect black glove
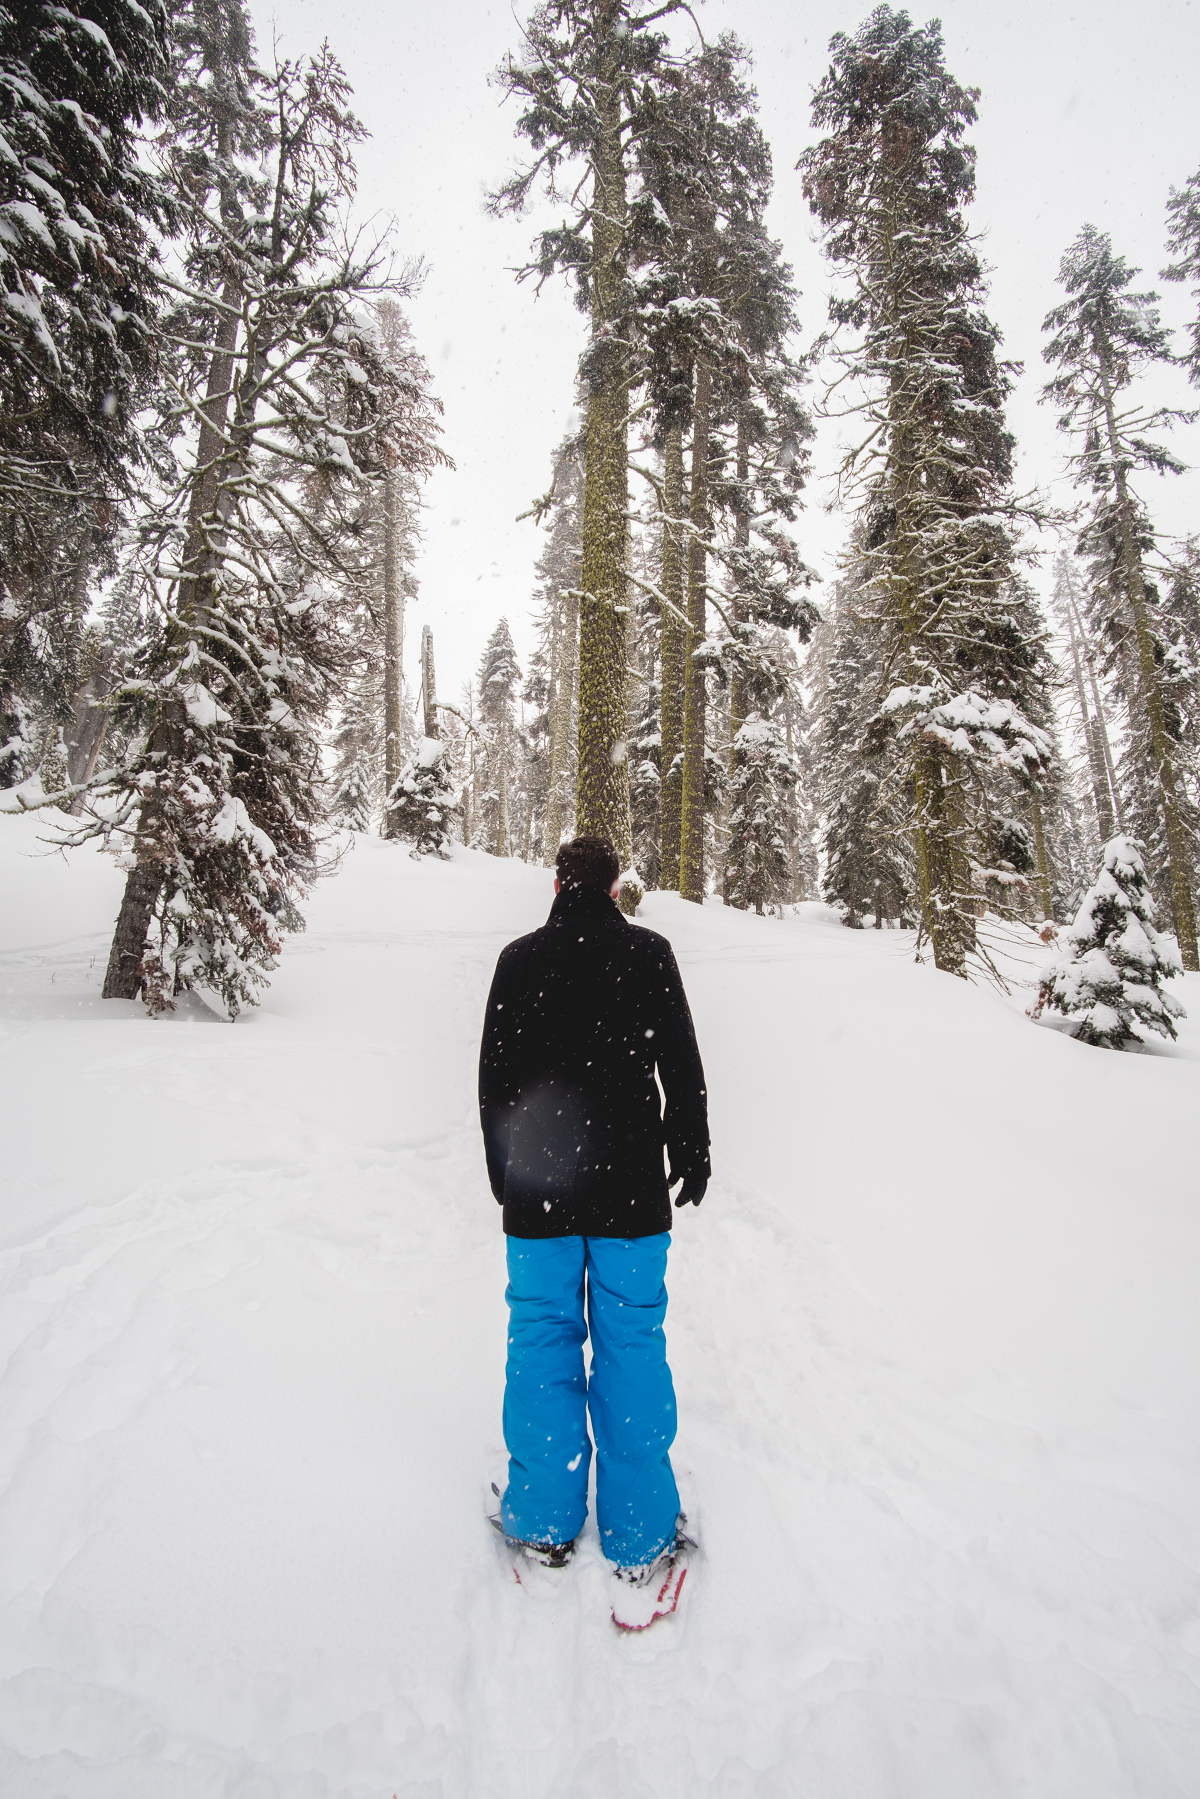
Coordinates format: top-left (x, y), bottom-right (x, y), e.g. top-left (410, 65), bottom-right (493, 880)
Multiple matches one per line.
top-left (673, 1175), bottom-right (707, 1208)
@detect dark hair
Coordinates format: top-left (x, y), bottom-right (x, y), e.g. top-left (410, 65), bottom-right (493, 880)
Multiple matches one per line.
top-left (555, 835), bottom-right (620, 891)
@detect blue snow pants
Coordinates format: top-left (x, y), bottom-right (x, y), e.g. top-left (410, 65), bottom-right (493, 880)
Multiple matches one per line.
top-left (501, 1232), bottom-right (680, 1568)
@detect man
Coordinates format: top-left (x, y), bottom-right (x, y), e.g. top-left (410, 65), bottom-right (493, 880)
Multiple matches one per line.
top-left (478, 834), bottom-right (710, 1586)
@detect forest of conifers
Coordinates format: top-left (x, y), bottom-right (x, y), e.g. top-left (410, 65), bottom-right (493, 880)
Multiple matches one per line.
top-left (4, 0), bottom-right (1200, 1015)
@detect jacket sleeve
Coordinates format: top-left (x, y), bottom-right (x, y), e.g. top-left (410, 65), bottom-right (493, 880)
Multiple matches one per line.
top-left (653, 942), bottom-right (711, 1187)
top-left (478, 947), bottom-right (520, 1202)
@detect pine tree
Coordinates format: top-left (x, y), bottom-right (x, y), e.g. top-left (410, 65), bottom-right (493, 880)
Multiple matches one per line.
top-left (84, 2), bottom-right (444, 1015)
top-left (620, 521), bottom-right (663, 886)
top-left (1037, 835), bottom-right (1186, 1049)
top-left (330, 755), bottom-right (375, 833)
top-left (386, 736), bottom-right (460, 858)
top-left (527, 436), bottom-right (583, 862)
top-left (1042, 224), bottom-right (1198, 967)
top-left (800, 6), bottom-right (1051, 976)
top-left (329, 670), bottom-right (384, 831)
top-left (520, 610), bottom-right (555, 863)
top-left (0, 0), bottom-right (170, 784)
top-left (628, 661), bottom-right (663, 888)
top-left (1155, 538), bottom-right (1200, 887)
top-left (773, 629), bottom-right (818, 903)
top-left (476, 618), bottom-right (522, 856)
top-left (817, 567), bottom-right (913, 927)
top-left (723, 715), bottom-right (797, 914)
top-left (491, 2), bottom-right (689, 869)
top-left (1164, 162), bottom-right (1200, 387)
top-left (629, 36), bottom-right (815, 903)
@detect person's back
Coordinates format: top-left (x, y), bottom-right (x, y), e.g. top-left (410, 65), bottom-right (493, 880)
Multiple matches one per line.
top-left (479, 860), bottom-right (709, 1237)
top-left (479, 835), bottom-right (710, 1600)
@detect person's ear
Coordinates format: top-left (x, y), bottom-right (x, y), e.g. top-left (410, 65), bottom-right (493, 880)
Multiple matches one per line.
top-left (609, 879), bottom-right (620, 899)
top-left (554, 878), bottom-right (560, 893)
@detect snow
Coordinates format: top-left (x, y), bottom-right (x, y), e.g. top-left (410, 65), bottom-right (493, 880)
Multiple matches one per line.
top-left (182, 682), bottom-right (229, 730)
top-left (2, 813), bottom-right (1199, 1796)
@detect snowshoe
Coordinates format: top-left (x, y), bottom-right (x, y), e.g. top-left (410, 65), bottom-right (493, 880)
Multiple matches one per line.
top-left (610, 1515), bottom-right (694, 1632)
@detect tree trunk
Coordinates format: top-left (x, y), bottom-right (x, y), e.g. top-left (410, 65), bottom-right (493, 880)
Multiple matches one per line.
top-left (1062, 587), bottom-right (1116, 842)
top-left (66, 640), bottom-right (114, 809)
top-left (679, 358), bottom-right (711, 905)
top-left (1029, 788), bottom-right (1053, 919)
top-left (421, 624), bottom-right (438, 739)
top-left (463, 736), bottom-right (475, 844)
top-left (893, 442), bottom-right (973, 974)
top-left (541, 591), bottom-right (563, 861)
top-left (575, 16), bottom-right (632, 866)
top-left (725, 405), bottom-right (751, 908)
top-left (382, 473), bottom-right (403, 835)
top-left (911, 734), bottom-right (974, 974)
top-left (495, 719), bottom-right (509, 857)
top-left (102, 858), bottom-right (164, 999)
top-left (544, 587), bottom-right (578, 862)
top-left (1080, 620), bottom-right (1124, 831)
top-left (1098, 346), bottom-right (1198, 967)
top-left (658, 421), bottom-right (686, 889)
top-left (784, 695), bottom-right (800, 901)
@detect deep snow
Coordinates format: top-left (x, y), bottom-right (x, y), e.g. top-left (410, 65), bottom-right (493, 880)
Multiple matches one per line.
top-left (2, 815), bottom-right (1199, 1797)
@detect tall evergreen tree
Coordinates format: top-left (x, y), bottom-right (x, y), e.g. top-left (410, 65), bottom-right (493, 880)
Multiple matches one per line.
top-left (1042, 224), bottom-right (1198, 968)
top-left (800, 6), bottom-right (1051, 976)
top-left (1164, 161), bottom-right (1200, 387)
top-left (0, 0), bottom-right (171, 782)
top-left (82, 2), bottom-right (444, 1014)
top-left (528, 436), bottom-right (583, 862)
top-left (477, 618), bottom-right (522, 857)
top-left (632, 35), bottom-right (814, 903)
top-left (491, 1), bottom-right (689, 876)
top-left (817, 564), bottom-right (913, 926)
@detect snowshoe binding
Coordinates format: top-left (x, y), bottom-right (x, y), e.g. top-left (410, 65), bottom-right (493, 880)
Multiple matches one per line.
top-left (488, 1483), bottom-right (576, 1575)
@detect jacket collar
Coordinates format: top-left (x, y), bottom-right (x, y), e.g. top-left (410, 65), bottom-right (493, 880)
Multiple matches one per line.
top-left (548, 882), bottom-right (622, 925)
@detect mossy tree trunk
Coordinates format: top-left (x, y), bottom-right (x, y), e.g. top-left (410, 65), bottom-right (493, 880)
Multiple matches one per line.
top-left (892, 403), bottom-right (974, 978)
top-left (544, 586), bottom-right (578, 862)
top-left (495, 718), bottom-right (509, 857)
top-left (575, 16), bottom-right (631, 868)
top-left (658, 420), bottom-right (686, 889)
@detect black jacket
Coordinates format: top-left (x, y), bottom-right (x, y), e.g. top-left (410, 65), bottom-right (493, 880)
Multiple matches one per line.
top-left (478, 883), bottom-right (710, 1238)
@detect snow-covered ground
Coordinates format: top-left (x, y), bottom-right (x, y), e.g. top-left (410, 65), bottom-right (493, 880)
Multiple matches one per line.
top-left (2, 815), bottom-right (1199, 1798)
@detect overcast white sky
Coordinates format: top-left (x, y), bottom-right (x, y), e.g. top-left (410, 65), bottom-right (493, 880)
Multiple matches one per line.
top-left (253, 0), bottom-right (1200, 697)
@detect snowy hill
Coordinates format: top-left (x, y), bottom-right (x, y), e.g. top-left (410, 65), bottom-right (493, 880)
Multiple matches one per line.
top-left (2, 816), bottom-right (1199, 1797)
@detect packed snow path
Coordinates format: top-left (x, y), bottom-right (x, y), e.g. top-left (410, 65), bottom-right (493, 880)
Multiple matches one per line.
top-left (2, 819), bottom-right (1199, 1797)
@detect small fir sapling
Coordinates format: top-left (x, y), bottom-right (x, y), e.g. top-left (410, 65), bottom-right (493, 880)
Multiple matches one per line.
top-left (330, 758), bottom-right (375, 834)
top-left (1036, 835), bottom-right (1186, 1049)
top-left (725, 715), bottom-right (798, 914)
top-left (386, 738), bottom-right (460, 859)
